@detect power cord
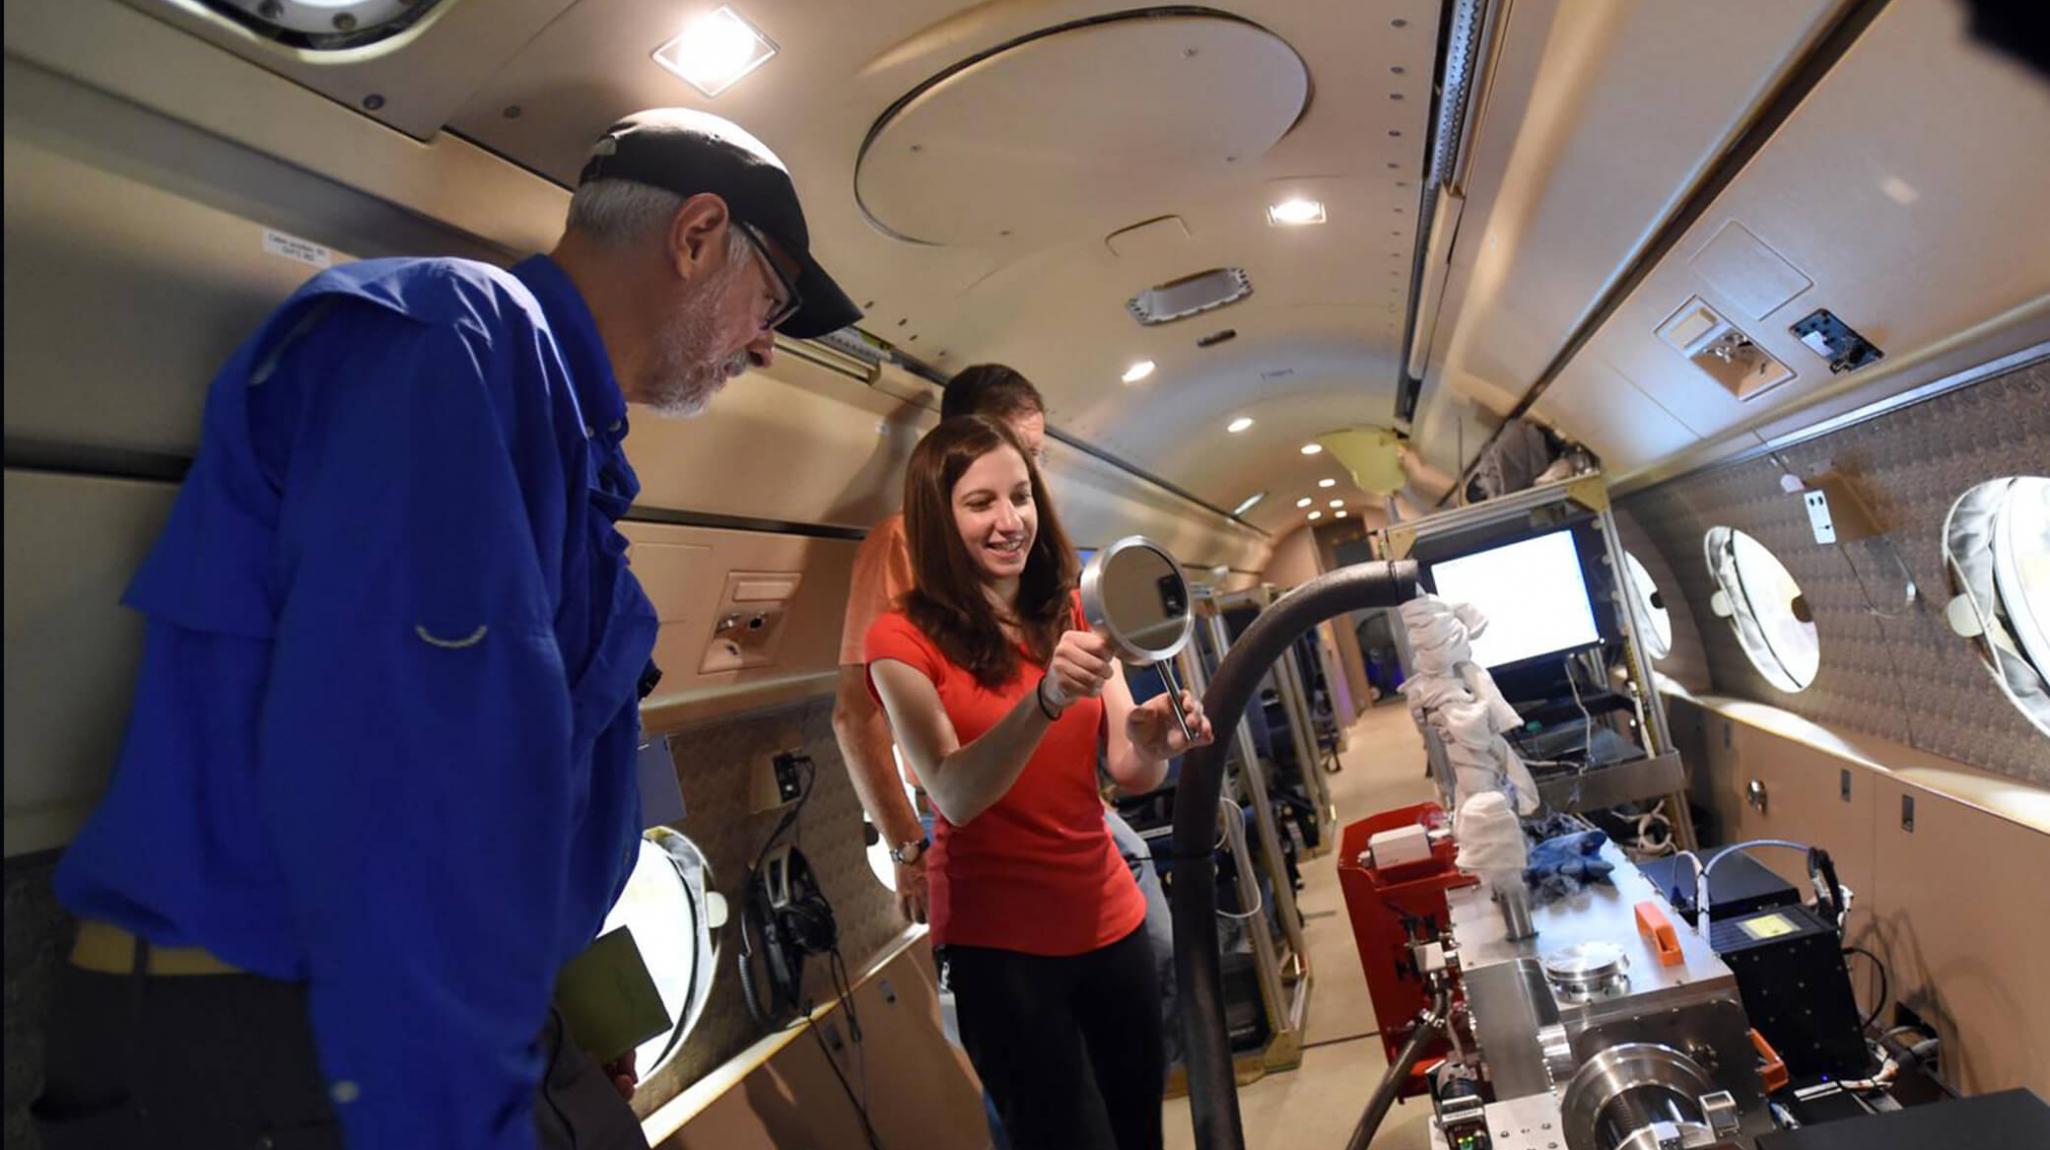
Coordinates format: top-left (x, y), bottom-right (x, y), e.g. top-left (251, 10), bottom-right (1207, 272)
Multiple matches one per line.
top-left (1842, 944), bottom-right (1891, 1032)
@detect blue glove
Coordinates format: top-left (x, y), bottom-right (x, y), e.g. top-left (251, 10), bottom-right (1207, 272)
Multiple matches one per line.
top-left (1524, 830), bottom-right (1615, 903)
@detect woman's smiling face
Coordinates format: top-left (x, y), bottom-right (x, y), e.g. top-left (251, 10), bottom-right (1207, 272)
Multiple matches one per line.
top-left (952, 443), bottom-right (1037, 585)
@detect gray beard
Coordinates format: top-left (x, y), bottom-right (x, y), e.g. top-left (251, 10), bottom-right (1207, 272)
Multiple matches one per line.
top-left (640, 263), bottom-right (753, 419)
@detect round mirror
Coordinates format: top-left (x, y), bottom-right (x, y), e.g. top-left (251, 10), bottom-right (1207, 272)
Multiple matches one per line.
top-left (1081, 536), bottom-right (1199, 744)
top-left (1080, 536), bottom-right (1196, 664)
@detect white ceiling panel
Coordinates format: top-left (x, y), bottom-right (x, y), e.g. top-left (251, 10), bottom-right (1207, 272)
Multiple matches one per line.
top-left (1568, 0), bottom-right (2050, 465)
top-left (1529, 352), bottom-right (1701, 474)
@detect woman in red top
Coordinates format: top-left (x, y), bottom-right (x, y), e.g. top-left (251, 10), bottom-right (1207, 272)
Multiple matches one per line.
top-left (866, 416), bottom-right (1213, 1150)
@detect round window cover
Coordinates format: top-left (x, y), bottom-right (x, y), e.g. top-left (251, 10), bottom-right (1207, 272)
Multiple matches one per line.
top-left (1942, 476), bottom-right (2050, 738)
top-left (204, 0), bottom-right (440, 46)
top-left (599, 828), bottom-right (720, 1076)
top-left (1622, 551), bottom-right (1673, 661)
top-left (1704, 527), bottom-right (1819, 692)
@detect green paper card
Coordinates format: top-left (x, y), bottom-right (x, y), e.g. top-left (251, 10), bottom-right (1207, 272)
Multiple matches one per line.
top-left (554, 926), bottom-right (672, 1064)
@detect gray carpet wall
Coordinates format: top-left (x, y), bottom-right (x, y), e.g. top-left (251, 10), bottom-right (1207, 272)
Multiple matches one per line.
top-left (1617, 354), bottom-right (2050, 786)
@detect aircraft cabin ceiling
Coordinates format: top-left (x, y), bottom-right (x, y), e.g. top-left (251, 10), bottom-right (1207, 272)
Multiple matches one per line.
top-left (437, 0), bottom-right (1444, 536)
top-left (75, 0), bottom-right (2050, 537)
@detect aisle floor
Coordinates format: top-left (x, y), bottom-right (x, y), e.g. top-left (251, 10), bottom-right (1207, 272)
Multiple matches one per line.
top-left (1163, 702), bottom-right (1440, 1150)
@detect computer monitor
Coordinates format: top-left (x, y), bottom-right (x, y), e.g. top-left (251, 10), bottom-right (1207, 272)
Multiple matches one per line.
top-left (1426, 529), bottom-right (1601, 669)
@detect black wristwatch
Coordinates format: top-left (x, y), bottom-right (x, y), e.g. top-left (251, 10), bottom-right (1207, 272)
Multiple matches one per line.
top-left (889, 835), bottom-right (930, 866)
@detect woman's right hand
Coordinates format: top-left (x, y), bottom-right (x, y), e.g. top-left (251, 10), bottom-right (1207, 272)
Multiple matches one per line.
top-left (1046, 629), bottom-right (1115, 705)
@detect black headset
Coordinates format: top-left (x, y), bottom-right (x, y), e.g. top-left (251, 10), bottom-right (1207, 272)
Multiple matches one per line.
top-left (740, 842), bottom-right (839, 1025)
top-left (738, 750), bottom-right (842, 1027)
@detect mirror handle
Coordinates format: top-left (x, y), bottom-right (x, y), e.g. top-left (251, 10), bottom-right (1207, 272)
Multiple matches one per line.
top-left (1156, 658), bottom-right (1196, 747)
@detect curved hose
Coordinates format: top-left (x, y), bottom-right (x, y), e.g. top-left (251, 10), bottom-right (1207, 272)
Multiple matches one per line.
top-left (1173, 561), bottom-right (1419, 1150)
top-left (1344, 989), bottom-right (1451, 1150)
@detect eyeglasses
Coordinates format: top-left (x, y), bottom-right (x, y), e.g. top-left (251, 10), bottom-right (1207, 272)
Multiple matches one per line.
top-left (736, 222), bottom-right (802, 332)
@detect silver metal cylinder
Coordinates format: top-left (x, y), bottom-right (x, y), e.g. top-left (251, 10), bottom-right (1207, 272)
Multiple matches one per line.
top-left (1497, 883), bottom-right (1537, 940)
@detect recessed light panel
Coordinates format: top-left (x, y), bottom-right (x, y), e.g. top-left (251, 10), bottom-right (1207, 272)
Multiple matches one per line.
top-left (1301, 443), bottom-right (1324, 456)
top-left (1122, 360), bottom-right (1157, 384)
top-left (1296, 497), bottom-right (1313, 508)
top-left (1308, 511), bottom-right (1324, 521)
top-left (1227, 416), bottom-right (1255, 433)
top-left (654, 6), bottom-right (779, 98)
top-left (1233, 491), bottom-right (1266, 517)
top-left (1266, 198), bottom-right (1327, 227)
top-left (1318, 478), bottom-right (1337, 488)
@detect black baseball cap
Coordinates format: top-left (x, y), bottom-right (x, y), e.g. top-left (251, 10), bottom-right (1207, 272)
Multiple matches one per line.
top-left (578, 108), bottom-right (861, 339)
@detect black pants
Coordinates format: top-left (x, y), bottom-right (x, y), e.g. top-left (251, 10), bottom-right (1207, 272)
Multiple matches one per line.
top-left (32, 956), bottom-right (645, 1150)
top-left (944, 925), bottom-right (1165, 1150)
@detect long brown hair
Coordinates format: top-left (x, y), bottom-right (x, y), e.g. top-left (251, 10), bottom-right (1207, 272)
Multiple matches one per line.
top-left (901, 415), bottom-right (1079, 689)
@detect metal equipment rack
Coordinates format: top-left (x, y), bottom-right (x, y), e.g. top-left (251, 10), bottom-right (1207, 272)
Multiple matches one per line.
top-left (1152, 590), bottom-right (1321, 1088)
top-left (1375, 474), bottom-right (1699, 850)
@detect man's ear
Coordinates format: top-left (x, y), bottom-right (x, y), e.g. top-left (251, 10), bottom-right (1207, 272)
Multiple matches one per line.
top-left (668, 192), bottom-right (732, 283)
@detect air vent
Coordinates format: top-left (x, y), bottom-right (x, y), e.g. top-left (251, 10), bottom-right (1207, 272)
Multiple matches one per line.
top-left (1197, 329), bottom-right (1239, 348)
top-left (1127, 268), bottom-right (1252, 326)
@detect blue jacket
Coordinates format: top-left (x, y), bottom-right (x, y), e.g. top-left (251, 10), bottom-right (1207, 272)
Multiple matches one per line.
top-left (55, 254), bottom-right (660, 1148)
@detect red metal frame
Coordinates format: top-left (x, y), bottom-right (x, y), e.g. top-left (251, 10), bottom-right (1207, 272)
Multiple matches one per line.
top-left (1337, 803), bottom-right (1478, 1096)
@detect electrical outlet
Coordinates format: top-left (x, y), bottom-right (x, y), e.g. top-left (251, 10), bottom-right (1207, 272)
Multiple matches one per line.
top-left (1804, 489), bottom-right (1837, 544)
top-left (748, 749), bottom-right (812, 812)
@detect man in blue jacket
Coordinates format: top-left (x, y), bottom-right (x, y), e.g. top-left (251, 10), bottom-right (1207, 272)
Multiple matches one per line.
top-left (33, 108), bottom-right (859, 1149)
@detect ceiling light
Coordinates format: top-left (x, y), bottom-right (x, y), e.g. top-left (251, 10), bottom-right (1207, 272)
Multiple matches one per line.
top-left (653, 6), bottom-right (779, 98)
top-left (1266, 198), bottom-right (1327, 227)
top-left (1227, 416), bottom-right (1255, 433)
top-left (1318, 478), bottom-right (1337, 488)
top-left (1329, 499), bottom-right (1344, 508)
top-left (1301, 442), bottom-right (1324, 455)
top-left (1335, 510), bottom-right (1349, 519)
top-left (1233, 491), bottom-right (1266, 517)
top-left (1122, 360), bottom-right (1156, 384)
top-left (1296, 497), bottom-right (1313, 508)
top-left (1308, 511), bottom-right (1324, 521)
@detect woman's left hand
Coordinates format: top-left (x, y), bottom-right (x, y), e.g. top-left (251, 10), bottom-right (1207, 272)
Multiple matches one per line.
top-left (1127, 690), bottom-right (1215, 761)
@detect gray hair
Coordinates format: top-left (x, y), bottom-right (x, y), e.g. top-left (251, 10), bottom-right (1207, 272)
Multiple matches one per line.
top-left (566, 179), bottom-right (686, 247)
top-left (566, 179), bottom-right (752, 265)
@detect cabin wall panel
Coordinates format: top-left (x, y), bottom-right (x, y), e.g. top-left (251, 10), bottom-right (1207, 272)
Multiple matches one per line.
top-left (1667, 694), bottom-right (2050, 1100)
top-left (2, 471), bottom-right (176, 855)
top-left (1865, 773), bottom-right (2050, 1099)
top-left (654, 944), bottom-right (987, 1150)
top-left (1620, 361), bottom-right (2050, 785)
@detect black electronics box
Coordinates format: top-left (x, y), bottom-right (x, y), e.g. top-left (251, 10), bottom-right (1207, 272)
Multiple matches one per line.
top-left (1640, 846), bottom-right (1801, 927)
top-left (1710, 903), bottom-right (1869, 1080)
top-left (1758, 1088), bottom-right (2050, 1149)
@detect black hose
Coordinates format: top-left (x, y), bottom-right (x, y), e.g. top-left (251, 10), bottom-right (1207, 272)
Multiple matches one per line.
top-left (1173, 561), bottom-right (1419, 1150)
top-left (1344, 990), bottom-right (1450, 1150)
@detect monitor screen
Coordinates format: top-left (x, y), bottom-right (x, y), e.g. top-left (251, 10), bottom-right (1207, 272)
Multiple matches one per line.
top-left (1427, 530), bottom-right (1601, 668)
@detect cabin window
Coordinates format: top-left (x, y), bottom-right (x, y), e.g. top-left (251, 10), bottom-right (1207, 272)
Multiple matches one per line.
top-left (1941, 476), bottom-right (2050, 738)
top-left (599, 827), bottom-right (723, 1076)
top-left (1703, 527), bottom-right (1819, 692)
top-left (1621, 551), bottom-right (1673, 660)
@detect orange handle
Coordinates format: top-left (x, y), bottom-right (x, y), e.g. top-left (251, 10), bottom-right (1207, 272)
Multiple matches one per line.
top-left (1634, 900), bottom-right (1685, 968)
top-left (1751, 1028), bottom-right (1789, 1094)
